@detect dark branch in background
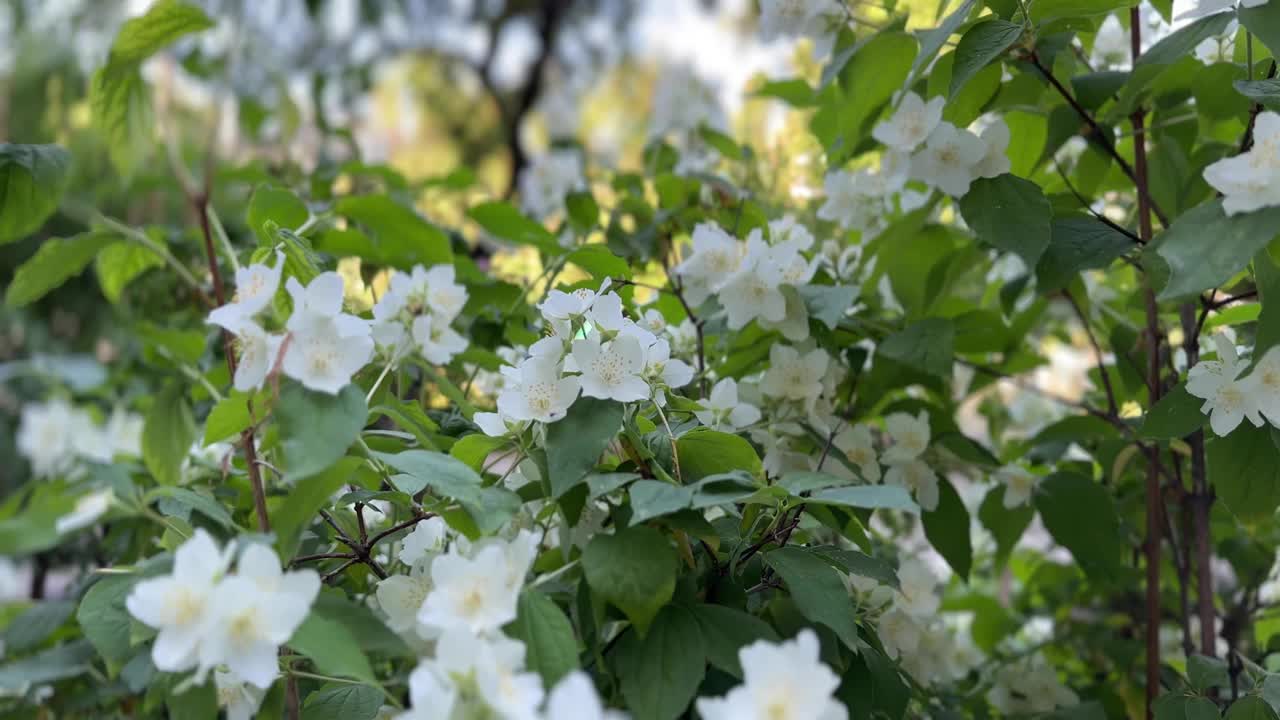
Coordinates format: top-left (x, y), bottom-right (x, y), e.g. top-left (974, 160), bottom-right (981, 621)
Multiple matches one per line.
top-left (1129, 9), bottom-right (1163, 717)
top-left (1027, 49), bottom-right (1170, 227)
top-left (1062, 290), bottom-right (1119, 417)
top-left (1052, 156), bottom-right (1144, 245)
top-left (1180, 299), bottom-right (1218, 658)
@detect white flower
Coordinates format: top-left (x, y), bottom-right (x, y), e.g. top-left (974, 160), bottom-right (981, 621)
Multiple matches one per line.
top-left (642, 339), bottom-right (694, 393)
top-left (399, 517), bottom-right (449, 568)
top-left (1204, 112), bottom-right (1280, 215)
top-left (586, 291), bottom-right (627, 333)
top-left (572, 335), bottom-right (650, 402)
top-left (1091, 14), bottom-right (1130, 69)
top-left (695, 378), bottom-right (761, 431)
top-left (215, 669), bottom-right (266, 720)
top-left (884, 459), bottom-right (939, 511)
top-left (832, 424), bottom-right (880, 482)
top-left (758, 0), bottom-right (838, 42)
top-left (418, 545), bottom-right (520, 635)
top-left (498, 357), bottom-right (581, 423)
top-left (910, 121), bottom-right (985, 197)
top-left (640, 308), bottom-right (667, 334)
top-left (376, 573), bottom-right (434, 637)
top-left (412, 314), bottom-right (468, 365)
top-left (1186, 334), bottom-right (1263, 435)
top-left (215, 318), bottom-right (283, 392)
top-left (282, 273), bottom-right (374, 394)
top-left (206, 251), bottom-right (284, 328)
top-left (543, 671), bottom-right (628, 720)
top-left (873, 91), bottom-right (946, 152)
top-left (882, 410), bottom-right (930, 463)
top-left (987, 655), bottom-right (1079, 714)
top-left (433, 629), bottom-right (544, 719)
top-left (474, 410), bottom-right (527, 438)
top-left (422, 265), bottom-right (469, 323)
top-left (673, 223), bottom-right (743, 304)
top-left (694, 629), bottom-right (847, 720)
top-left (103, 406), bottom-right (144, 458)
top-left (817, 171), bottom-right (887, 237)
top-left (760, 345), bottom-right (830, 403)
top-left (972, 117), bottom-right (1012, 179)
top-left (126, 529), bottom-right (233, 673)
top-left (397, 662), bottom-right (458, 720)
top-left (540, 280), bottom-right (611, 322)
top-left (198, 543), bottom-right (320, 688)
top-left (893, 558), bottom-right (941, 617)
top-left (17, 399), bottom-right (83, 478)
top-left (520, 150), bottom-right (585, 219)
top-left (650, 64), bottom-right (725, 138)
top-left (878, 606), bottom-right (924, 659)
top-left (997, 465), bottom-right (1038, 508)
top-left (1247, 346), bottom-right (1280, 426)
top-left (55, 489), bottom-right (113, 534)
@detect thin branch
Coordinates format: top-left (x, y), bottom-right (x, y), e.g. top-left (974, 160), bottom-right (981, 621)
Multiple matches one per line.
top-left (1062, 290), bottom-right (1120, 417)
top-left (1239, 60), bottom-right (1278, 153)
top-left (367, 513), bottom-right (437, 549)
top-left (1051, 157), bottom-right (1144, 245)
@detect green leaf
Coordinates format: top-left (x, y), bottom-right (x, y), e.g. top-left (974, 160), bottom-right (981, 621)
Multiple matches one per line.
top-left (0, 144), bottom-right (72, 244)
top-left (0, 640), bottom-right (95, 691)
top-left (629, 481), bottom-right (694, 524)
top-left (1155, 200), bottom-right (1280, 300)
top-left (1037, 215), bottom-right (1135, 292)
top-left (764, 546), bottom-right (861, 649)
top-left (1113, 12), bottom-right (1235, 116)
top-left (142, 383), bottom-right (197, 486)
top-left (1188, 654), bottom-right (1230, 692)
top-left (876, 318), bottom-right (955, 377)
top-left (469, 200), bottom-right (559, 253)
top-left (978, 485), bottom-right (1034, 567)
top-left (907, 0), bottom-right (977, 88)
top-left (6, 232), bottom-right (118, 307)
top-left (312, 589), bottom-right (412, 657)
top-left (582, 525), bottom-right (677, 634)
top-left (1255, 249), bottom-right (1280, 354)
top-left (1140, 384), bottom-right (1206, 439)
top-left (798, 284), bottom-right (857, 329)
top-left (374, 450), bottom-right (521, 534)
top-left (368, 400), bottom-right (439, 451)
top-left (1226, 696), bottom-right (1280, 720)
top-left (334, 194), bottom-right (452, 266)
top-left (450, 433), bottom-right (508, 472)
top-left (675, 427), bottom-right (764, 482)
top-left (507, 591), bottom-right (579, 686)
top-left (277, 383), bottom-right (367, 482)
top-left (1034, 472), bottom-right (1124, 581)
top-left (1235, 78), bottom-right (1280, 111)
top-left (688, 604), bottom-right (779, 679)
top-left (273, 457), bottom-right (364, 559)
top-left (203, 391), bottom-right (256, 446)
top-left (567, 244), bottom-right (630, 280)
top-left (807, 484), bottom-right (919, 512)
top-left (90, 65), bottom-right (153, 179)
top-left (1241, 1), bottom-right (1280, 58)
top-left (1208, 425), bottom-right (1280, 522)
top-left (815, 31), bottom-right (917, 162)
top-left (95, 241), bottom-right (163, 302)
top-left (752, 78), bottom-right (818, 107)
top-left (950, 20), bottom-right (1023, 98)
top-left (302, 685), bottom-right (383, 720)
top-left (922, 476), bottom-right (973, 581)
top-left (807, 545), bottom-right (900, 588)
top-left (613, 605), bottom-right (706, 720)
top-left (959, 175), bottom-right (1052, 268)
top-left (289, 612), bottom-right (376, 683)
top-left (106, 0), bottom-right (213, 65)
top-left (545, 397), bottom-right (625, 497)
top-left (247, 185), bottom-right (308, 244)
top-left (1030, 0), bottom-right (1134, 24)
top-left (144, 486), bottom-right (235, 529)
top-left (76, 576), bottom-right (138, 663)
top-left (3, 600), bottom-right (74, 653)
top-left (565, 191), bottom-right (600, 232)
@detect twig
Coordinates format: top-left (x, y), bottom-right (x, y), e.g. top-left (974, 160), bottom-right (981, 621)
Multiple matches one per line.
top-left (1239, 60), bottom-right (1278, 153)
top-left (1062, 290), bottom-right (1120, 417)
top-left (1051, 157), bottom-right (1144, 245)
top-left (367, 513), bottom-right (437, 549)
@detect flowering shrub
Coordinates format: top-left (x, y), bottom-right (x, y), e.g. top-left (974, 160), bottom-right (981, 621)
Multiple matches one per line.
top-left (7, 0), bottom-right (1280, 718)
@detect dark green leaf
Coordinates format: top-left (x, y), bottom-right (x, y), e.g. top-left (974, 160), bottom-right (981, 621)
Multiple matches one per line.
top-left (334, 194), bottom-right (452, 266)
top-left (876, 318), bottom-right (955, 377)
top-left (629, 481), bottom-right (694, 524)
top-left (1155, 200), bottom-right (1280, 300)
top-left (808, 484), bottom-right (919, 512)
top-left (1236, 78), bottom-right (1280, 111)
top-left (374, 450), bottom-right (521, 535)
top-left (1140, 383), bottom-right (1206, 439)
top-left (567, 244), bottom-right (630, 280)
top-left (1241, 1), bottom-right (1280, 58)
top-left (1030, 0), bottom-right (1135, 24)
top-left (76, 576), bottom-right (138, 664)
top-left (582, 525), bottom-right (677, 634)
top-left (959, 174), bottom-right (1053, 267)
top-left (922, 477), bottom-right (973, 581)
top-left (247, 185), bottom-right (308, 244)
top-left (6, 232), bottom-right (118, 307)
top-left (302, 685), bottom-right (383, 720)
top-left (807, 545), bottom-right (900, 588)
top-left (1255, 249), bottom-right (1280, 354)
top-left (277, 383), bottom-right (367, 482)
top-left (0, 144), bottom-right (72, 244)
top-left (978, 485), bottom-right (1034, 567)
top-left (95, 241), bottom-right (163, 302)
top-left (689, 604), bottom-right (779, 678)
top-left (507, 591), bottom-right (579, 686)
top-left (765, 546), bottom-right (861, 649)
top-left (675, 428), bottom-right (763, 482)
top-left (1188, 654), bottom-right (1230, 692)
top-left (798, 284), bottom-right (858, 329)
top-left (289, 612), bottom-right (376, 683)
top-left (1208, 425), bottom-right (1280, 522)
top-left (566, 191), bottom-right (600, 232)
top-left (545, 398), bottom-right (625, 497)
top-left (1226, 696), bottom-right (1280, 720)
top-left (950, 20), bottom-right (1023, 97)
top-left (144, 486), bottom-right (235, 529)
top-left (142, 383), bottom-right (197, 486)
top-left (613, 605), bottom-right (706, 720)
top-left (908, 0), bottom-right (977, 88)
top-left (203, 391), bottom-right (256, 446)
top-left (1037, 215), bottom-right (1135, 292)
top-left (1034, 472), bottom-right (1124, 581)
top-left (3, 600), bottom-right (74, 653)
top-left (468, 201), bottom-right (559, 253)
top-left (273, 457), bottom-right (364, 559)
top-left (752, 78), bottom-right (818, 106)
top-left (0, 640), bottom-right (95, 691)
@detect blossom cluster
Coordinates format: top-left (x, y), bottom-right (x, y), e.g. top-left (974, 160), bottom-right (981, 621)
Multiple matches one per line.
top-left (1204, 111), bottom-right (1280, 216)
top-left (374, 520), bottom-right (622, 720)
top-left (864, 558), bottom-right (982, 685)
top-left (694, 629), bottom-right (847, 720)
top-left (17, 398), bottom-right (142, 478)
top-left (473, 279), bottom-right (694, 436)
top-left (1186, 334), bottom-right (1280, 435)
top-left (125, 530), bottom-right (319, 694)
top-left (207, 253), bottom-right (469, 395)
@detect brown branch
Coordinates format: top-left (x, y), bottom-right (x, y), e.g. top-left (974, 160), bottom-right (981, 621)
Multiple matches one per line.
top-left (1178, 302), bottom-right (1218, 658)
top-left (500, 0), bottom-right (572, 197)
top-left (1239, 61), bottom-right (1278, 153)
top-left (1052, 156), bottom-right (1145, 245)
top-left (367, 513), bottom-right (437, 549)
top-left (1130, 11), bottom-right (1163, 717)
top-left (1028, 49), bottom-right (1169, 227)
